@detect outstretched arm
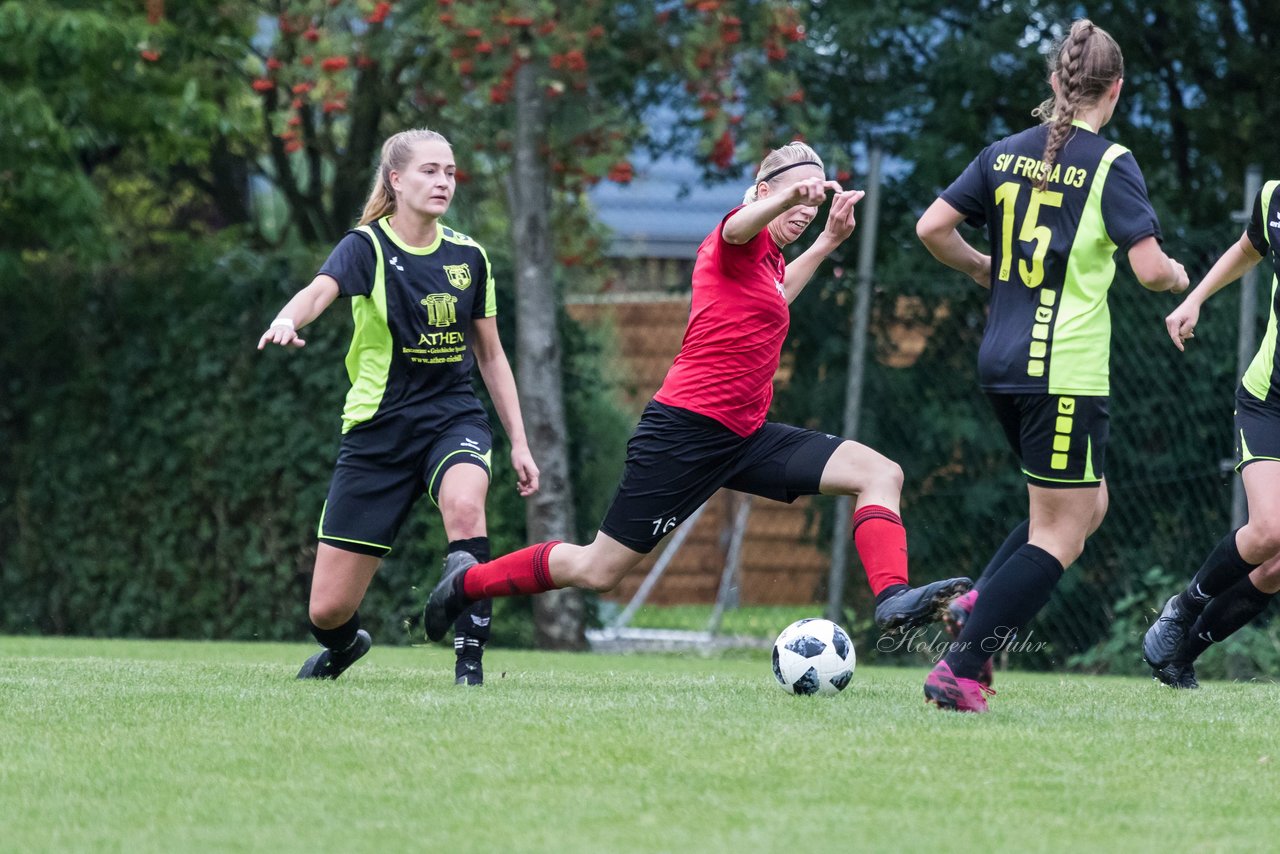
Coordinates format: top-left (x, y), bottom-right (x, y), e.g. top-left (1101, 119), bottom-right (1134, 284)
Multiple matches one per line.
top-left (257, 275), bottom-right (341, 349)
top-left (722, 177), bottom-right (843, 245)
top-left (472, 317), bottom-right (539, 497)
top-left (1165, 233), bottom-right (1263, 351)
top-left (915, 198), bottom-right (992, 288)
top-left (782, 189), bottom-right (865, 303)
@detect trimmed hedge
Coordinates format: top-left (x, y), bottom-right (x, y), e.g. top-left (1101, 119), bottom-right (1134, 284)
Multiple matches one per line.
top-left (0, 239), bottom-right (630, 646)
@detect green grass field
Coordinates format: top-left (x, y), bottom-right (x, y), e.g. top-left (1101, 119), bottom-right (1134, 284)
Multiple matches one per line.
top-left (3, 636), bottom-right (1278, 853)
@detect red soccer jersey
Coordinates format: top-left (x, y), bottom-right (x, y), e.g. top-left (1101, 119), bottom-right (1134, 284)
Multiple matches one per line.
top-left (654, 208), bottom-right (790, 436)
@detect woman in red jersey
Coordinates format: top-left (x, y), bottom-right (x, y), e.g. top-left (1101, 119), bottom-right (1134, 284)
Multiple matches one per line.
top-left (421, 141), bottom-right (971, 643)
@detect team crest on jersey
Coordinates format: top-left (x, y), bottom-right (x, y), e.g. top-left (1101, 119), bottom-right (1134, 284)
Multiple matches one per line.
top-left (443, 263), bottom-right (472, 291)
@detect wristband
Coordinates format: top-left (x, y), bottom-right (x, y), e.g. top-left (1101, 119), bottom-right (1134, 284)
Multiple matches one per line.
top-left (271, 317), bottom-right (295, 330)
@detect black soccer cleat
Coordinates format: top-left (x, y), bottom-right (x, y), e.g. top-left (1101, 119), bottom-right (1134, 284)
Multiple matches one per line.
top-left (423, 551), bottom-right (477, 643)
top-left (1142, 594), bottom-right (1197, 669)
top-left (296, 629), bottom-right (372, 680)
top-left (455, 657), bottom-right (484, 687)
top-left (874, 577), bottom-right (973, 634)
top-left (1152, 660), bottom-right (1199, 690)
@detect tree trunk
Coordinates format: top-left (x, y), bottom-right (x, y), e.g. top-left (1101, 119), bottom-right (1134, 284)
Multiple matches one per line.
top-left (330, 63), bottom-right (388, 234)
top-left (505, 53), bottom-right (586, 650)
top-left (205, 135), bottom-right (252, 228)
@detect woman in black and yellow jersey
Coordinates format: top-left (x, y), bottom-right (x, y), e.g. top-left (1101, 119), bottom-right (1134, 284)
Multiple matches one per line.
top-left (1140, 180), bottom-right (1280, 688)
top-left (915, 19), bottom-right (1189, 711)
top-left (258, 128), bottom-right (539, 685)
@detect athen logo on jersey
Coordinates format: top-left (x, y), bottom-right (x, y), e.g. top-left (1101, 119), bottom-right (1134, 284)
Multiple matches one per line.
top-left (443, 263), bottom-right (472, 291)
top-left (774, 278), bottom-right (786, 300)
top-left (388, 255), bottom-right (405, 272)
top-left (420, 293), bottom-right (458, 327)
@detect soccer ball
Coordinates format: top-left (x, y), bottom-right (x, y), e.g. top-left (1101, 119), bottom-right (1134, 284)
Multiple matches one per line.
top-left (772, 618), bottom-right (855, 696)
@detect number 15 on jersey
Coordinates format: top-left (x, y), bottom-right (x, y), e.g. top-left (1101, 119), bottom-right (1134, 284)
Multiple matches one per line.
top-left (994, 182), bottom-right (1064, 288)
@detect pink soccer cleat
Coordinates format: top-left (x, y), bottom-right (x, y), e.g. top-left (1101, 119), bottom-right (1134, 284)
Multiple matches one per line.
top-left (943, 588), bottom-right (979, 636)
top-left (941, 588), bottom-right (994, 688)
top-left (923, 659), bottom-right (995, 713)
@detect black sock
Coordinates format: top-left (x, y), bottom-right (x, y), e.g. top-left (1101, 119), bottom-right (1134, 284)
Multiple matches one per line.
top-left (874, 583), bottom-right (909, 606)
top-left (455, 598), bottom-right (492, 659)
top-left (448, 536), bottom-right (491, 564)
top-left (310, 611), bottom-right (360, 652)
top-left (1181, 575), bottom-right (1275, 663)
top-left (945, 544), bottom-right (1063, 679)
top-left (449, 538), bottom-right (491, 656)
top-left (1177, 530), bottom-right (1260, 614)
top-left (975, 520), bottom-right (1030, 594)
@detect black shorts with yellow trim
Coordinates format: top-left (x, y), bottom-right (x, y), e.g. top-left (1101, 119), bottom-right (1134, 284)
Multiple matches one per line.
top-left (600, 400), bottom-right (844, 554)
top-left (317, 399), bottom-right (492, 557)
top-left (986, 392), bottom-right (1108, 489)
top-left (1234, 385), bottom-right (1280, 472)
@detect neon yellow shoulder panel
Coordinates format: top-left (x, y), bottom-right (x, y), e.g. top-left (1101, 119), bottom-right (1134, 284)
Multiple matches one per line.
top-left (340, 225), bottom-right (392, 432)
top-left (1049, 143), bottom-right (1130, 396)
top-left (1241, 180), bottom-right (1280, 401)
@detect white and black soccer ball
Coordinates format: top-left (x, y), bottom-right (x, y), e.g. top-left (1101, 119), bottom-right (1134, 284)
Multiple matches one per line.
top-left (772, 618), bottom-right (855, 696)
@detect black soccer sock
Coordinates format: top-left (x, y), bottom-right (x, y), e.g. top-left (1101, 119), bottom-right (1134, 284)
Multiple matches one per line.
top-left (1181, 575), bottom-right (1275, 663)
top-left (975, 519), bottom-right (1030, 594)
top-left (1176, 530), bottom-right (1260, 614)
top-left (455, 598), bottom-right (492, 659)
top-left (449, 536), bottom-right (491, 564)
top-left (945, 544), bottom-right (1063, 679)
top-left (309, 611), bottom-right (360, 653)
top-left (873, 584), bottom-right (909, 607)
top-left (449, 538), bottom-right (491, 658)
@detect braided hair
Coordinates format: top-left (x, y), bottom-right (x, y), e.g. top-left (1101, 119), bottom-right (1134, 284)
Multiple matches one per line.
top-left (359, 128), bottom-right (452, 225)
top-left (1031, 19), bottom-right (1124, 190)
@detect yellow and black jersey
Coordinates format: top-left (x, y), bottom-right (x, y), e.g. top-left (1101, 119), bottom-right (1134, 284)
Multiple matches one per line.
top-left (318, 216), bottom-right (497, 432)
top-left (1243, 181), bottom-right (1280, 405)
top-left (942, 121), bottom-right (1162, 396)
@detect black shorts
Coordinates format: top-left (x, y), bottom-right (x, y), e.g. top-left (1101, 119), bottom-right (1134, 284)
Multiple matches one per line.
top-left (1235, 386), bottom-right (1280, 472)
top-left (600, 401), bottom-right (844, 553)
top-left (318, 398), bottom-right (492, 557)
top-left (986, 392), bottom-right (1108, 489)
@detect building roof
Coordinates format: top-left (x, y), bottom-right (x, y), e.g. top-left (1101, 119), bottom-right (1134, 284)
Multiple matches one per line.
top-left (588, 154), bottom-right (752, 260)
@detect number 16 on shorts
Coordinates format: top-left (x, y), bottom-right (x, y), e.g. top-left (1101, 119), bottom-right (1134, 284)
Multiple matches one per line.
top-left (651, 516), bottom-right (679, 537)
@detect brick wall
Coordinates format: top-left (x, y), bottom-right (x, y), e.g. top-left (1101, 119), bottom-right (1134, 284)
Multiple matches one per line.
top-left (566, 295), bottom-right (830, 605)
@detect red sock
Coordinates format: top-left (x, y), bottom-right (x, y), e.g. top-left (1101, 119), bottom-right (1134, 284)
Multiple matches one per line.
top-left (463, 541), bottom-right (563, 599)
top-left (852, 506), bottom-right (909, 596)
